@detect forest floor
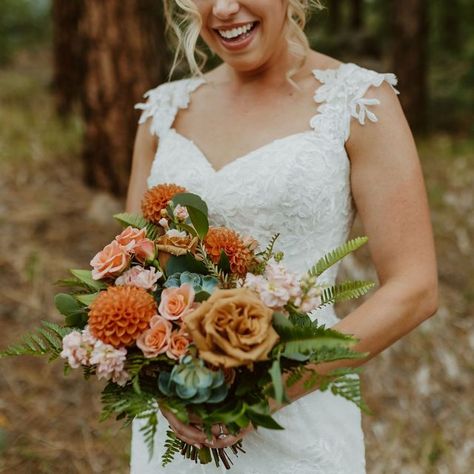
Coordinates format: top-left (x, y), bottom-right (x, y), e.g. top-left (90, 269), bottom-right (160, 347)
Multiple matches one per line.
top-left (0, 55), bottom-right (473, 474)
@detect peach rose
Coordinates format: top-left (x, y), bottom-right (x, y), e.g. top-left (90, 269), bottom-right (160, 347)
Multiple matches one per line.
top-left (158, 284), bottom-right (195, 321)
top-left (133, 238), bottom-right (156, 264)
top-left (136, 315), bottom-right (172, 358)
top-left (166, 329), bottom-right (191, 360)
top-left (115, 226), bottom-right (147, 252)
top-left (184, 288), bottom-right (280, 368)
top-left (90, 240), bottom-right (130, 280)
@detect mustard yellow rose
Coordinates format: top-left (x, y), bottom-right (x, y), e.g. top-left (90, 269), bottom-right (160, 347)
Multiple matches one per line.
top-left (184, 288), bottom-right (279, 368)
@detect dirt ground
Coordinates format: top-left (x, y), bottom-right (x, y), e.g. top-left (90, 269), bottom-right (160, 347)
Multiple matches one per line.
top-left (0, 56), bottom-right (473, 473)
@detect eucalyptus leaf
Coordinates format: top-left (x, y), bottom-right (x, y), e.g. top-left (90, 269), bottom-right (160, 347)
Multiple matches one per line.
top-left (70, 269), bottom-right (107, 291)
top-left (76, 293), bottom-right (100, 307)
top-left (171, 193), bottom-right (209, 240)
top-left (166, 254), bottom-right (208, 276)
top-left (54, 293), bottom-right (82, 317)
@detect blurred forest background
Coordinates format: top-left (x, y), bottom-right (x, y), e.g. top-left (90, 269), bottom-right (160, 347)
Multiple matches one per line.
top-left (0, 0), bottom-right (473, 473)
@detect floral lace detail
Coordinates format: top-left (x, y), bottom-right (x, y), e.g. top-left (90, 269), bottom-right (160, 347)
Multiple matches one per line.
top-left (130, 62), bottom-right (397, 474)
top-left (135, 77), bottom-right (205, 138)
top-left (311, 62), bottom-right (399, 143)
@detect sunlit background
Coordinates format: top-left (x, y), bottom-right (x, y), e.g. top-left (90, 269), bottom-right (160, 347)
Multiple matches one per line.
top-left (0, 1), bottom-right (473, 473)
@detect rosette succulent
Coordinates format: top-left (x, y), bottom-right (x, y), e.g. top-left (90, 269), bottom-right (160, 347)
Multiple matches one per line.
top-left (158, 355), bottom-right (228, 404)
top-left (164, 272), bottom-right (218, 297)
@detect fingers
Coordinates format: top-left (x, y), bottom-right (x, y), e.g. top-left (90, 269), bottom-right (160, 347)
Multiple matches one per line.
top-left (161, 409), bottom-right (208, 447)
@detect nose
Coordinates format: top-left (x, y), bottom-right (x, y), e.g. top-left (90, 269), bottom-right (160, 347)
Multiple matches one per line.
top-left (212, 0), bottom-right (240, 19)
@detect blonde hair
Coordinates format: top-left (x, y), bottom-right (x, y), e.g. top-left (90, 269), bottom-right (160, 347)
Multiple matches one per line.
top-left (163, 1), bottom-right (324, 82)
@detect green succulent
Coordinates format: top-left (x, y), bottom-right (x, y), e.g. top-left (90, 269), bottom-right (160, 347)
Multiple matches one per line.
top-left (164, 271), bottom-right (218, 298)
top-left (158, 355), bottom-right (228, 404)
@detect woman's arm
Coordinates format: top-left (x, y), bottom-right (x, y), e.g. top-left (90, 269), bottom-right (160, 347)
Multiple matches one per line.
top-left (280, 82), bottom-right (439, 405)
top-left (125, 117), bottom-right (158, 213)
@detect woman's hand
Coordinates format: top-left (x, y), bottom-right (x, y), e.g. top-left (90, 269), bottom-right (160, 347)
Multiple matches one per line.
top-left (160, 407), bottom-right (253, 449)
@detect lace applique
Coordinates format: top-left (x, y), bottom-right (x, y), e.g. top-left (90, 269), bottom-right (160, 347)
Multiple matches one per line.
top-left (311, 63), bottom-right (399, 143)
top-left (134, 77), bottom-right (206, 138)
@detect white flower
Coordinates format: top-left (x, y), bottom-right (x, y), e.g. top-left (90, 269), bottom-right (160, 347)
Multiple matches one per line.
top-left (115, 266), bottom-right (161, 291)
top-left (60, 326), bottom-right (97, 368)
top-left (90, 340), bottom-right (130, 386)
top-left (165, 229), bottom-right (187, 238)
top-left (174, 204), bottom-right (189, 221)
top-left (158, 218), bottom-right (169, 229)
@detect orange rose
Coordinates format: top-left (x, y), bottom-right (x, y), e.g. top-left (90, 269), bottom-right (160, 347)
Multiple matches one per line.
top-left (136, 315), bottom-right (172, 358)
top-left (184, 288), bottom-right (280, 368)
top-left (115, 226), bottom-right (147, 251)
top-left (90, 240), bottom-right (130, 280)
top-left (166, 329), bottom-right (191, 360)
top-left (156, 230), bottom-right (198, 268)
top-left (158, 284), bottom-right (196, 321)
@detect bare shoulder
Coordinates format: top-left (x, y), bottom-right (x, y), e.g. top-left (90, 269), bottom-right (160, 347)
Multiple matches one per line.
top-left (306, 50), bottom-right (344, 72)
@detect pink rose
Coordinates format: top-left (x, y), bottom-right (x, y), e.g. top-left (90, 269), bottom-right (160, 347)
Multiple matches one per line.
top-left (115, 226), bottom-right (147, 252)
top-left (90, 240), bottom-right (130, 280)
top-left (133, 238), bottom-right (156, 264)
top-left (115, 266), bottom-right (162, 291)
top-left (158, 284), bottom-right (195, 321)
top-left (166, 329), bottom-right (191, 360)
top-left (136, 315), bottom-right (172, 358)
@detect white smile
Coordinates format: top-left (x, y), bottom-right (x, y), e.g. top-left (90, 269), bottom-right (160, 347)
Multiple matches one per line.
top-left (217, 22), bottom-right (257, 40)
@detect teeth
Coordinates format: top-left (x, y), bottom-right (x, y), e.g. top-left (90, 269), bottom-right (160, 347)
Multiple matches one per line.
top-left (218, 22), bottom-right (254, 40)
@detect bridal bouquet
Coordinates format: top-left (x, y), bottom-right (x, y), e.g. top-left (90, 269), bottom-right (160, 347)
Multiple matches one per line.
top-left (1, 183), bottom-right (375, 469)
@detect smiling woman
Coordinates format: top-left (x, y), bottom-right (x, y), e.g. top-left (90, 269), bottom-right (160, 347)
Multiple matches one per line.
top-left (127, 0), bottom-right (438, 473)
top-left (164, 0), bottom-right (323, 80)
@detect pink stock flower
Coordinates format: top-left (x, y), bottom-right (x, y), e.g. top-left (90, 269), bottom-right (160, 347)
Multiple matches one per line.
top-left (158, 284), bottom-right (195, 321)
top-left (90, 240), bottom-right (130, 280)
top-left (60, 326), bottom-right (97, 368)
top-left (89, 340), bottom-right (130, 386)
top-left (174, 204), bottom-right (189, 221)
top-left (166, 328), bottom-right (191, 360)
top-left (115, 226), bottom-right (147, 252)
top-left (136, 315), bottom-right (172, 358)
top-left (115, 266), bottom-right (162, 291)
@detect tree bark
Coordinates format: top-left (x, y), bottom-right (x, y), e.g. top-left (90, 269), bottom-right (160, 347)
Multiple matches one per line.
top-left (80, 0), bottom-right (169, 196)
top-left (350, 0), bottom-right (364, 31)
top-left (52, 0), bottom-right (86, 116)
top-left (329, 0), bottom-right (343, 33)
top-left (392, 0), bottom-right (429, 131)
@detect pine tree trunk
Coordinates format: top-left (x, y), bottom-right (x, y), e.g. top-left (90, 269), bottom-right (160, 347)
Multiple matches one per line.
top-left (80, 0), bottom-right (169, 196)
top-left (329, 0), bottom-right (343, 32)
top-left (52, 0), bottom-right (86, 116)
top-left (350, 0), bottom-right (364, 31)
top-left (392, 0), bottom-right (429, 131)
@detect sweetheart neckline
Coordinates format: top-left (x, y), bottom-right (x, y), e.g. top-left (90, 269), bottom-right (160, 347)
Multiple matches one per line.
top-left (168, 128), bottom-right (316, 174)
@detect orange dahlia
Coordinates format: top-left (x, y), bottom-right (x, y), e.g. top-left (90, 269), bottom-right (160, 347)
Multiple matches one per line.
top-left (141, 183), bottom-right (186, 224)
top-left (203, 227), bottom-right (255, 277)
top-left (88, 286), bottom-right (157, 348)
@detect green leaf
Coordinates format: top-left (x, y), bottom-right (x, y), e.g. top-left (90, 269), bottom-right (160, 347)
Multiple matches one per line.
top-left (165, 254), bottom-right (208, 276)
top-left (320, 280), bottom-right (375, 307)
top-left (269, 357), bottom-right (284, 404)
top-left (308, 236), bottom-right (368, 278)
top-left (246, 411), bottom-right (284, 430)
top-left (113, 212), bottom-right (161, 240)
top-left (75, 293), bottom-right (99, 307)
top-left (55, 293), bottom-right (82, 316)
top-left (70, 269), bottom-right (107, 291)
top-left (171, 193), bottom-right (209, 240)
top-left (217, 250), bottom-right (231, 274)
top-left (194, 291), bottom-right (211, 302)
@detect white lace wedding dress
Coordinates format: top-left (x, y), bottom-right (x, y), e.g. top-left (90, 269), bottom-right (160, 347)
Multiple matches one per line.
top-left (130, 62), bottom-right (398, 474)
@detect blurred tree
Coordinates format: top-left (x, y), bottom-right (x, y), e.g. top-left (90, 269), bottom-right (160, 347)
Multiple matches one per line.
top-left (52, 0), bottom-right (85, 116)
top-left (350, 0), bottom-right (364, 31)
top-left (392, 0), bottom-right (429, 131)
top-left (72, 0), bottom-right (169, 196)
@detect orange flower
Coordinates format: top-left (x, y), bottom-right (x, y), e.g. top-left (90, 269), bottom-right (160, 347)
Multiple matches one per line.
top-left (204, 227), bottom-right (255, 277)
top-left (88, 286), bottom-right (157, 348)
top-left (141, 183), bottom-right (186, 224)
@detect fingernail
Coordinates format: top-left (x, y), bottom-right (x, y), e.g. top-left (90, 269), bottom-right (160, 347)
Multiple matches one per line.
top-left (193, 443), bottom-right (202, 449)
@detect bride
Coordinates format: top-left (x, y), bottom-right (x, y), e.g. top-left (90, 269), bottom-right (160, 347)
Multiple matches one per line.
top-left (126, 1), bottom-right (438, 472)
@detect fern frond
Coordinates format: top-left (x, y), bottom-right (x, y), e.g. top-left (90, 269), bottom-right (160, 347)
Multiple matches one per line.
top-left (0, 321), bottom-right (73, 361)
top-left (136, 410), bottom-right (159, 460)
top-left (327, 370), bottom-right (370, 413)
top-left (113, 213), bottom-right (160, 240)
top-left (195, 243), bottom-right (237, 289)
top-left (254, 233), bottom-right (280, 271)
top-left (162, 430), bottom-right (183, 467)
top-left (308, 237), bottom-right (368, 278)
top-left (320, 280), bottom-right (375, 307)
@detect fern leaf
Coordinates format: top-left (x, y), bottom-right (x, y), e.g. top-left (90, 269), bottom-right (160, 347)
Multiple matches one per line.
top-left (308, 237), bottom-right (368, 278)
top-left (162, 430), bottom-right (183, 467)
top-left (136, 410), bottom-right (159, 460)
top-left (320, 280), bottom-right (375, 307)
top-left (0, 321), bottom-right (73, 360)
top-left (255, 233), bottom-right (280, 268)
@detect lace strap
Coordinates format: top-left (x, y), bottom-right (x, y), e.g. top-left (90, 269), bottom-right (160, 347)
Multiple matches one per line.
top-left (134, 77), bottom-right (206, 138)
top-left (311, 63), bottom-right (399, 143)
